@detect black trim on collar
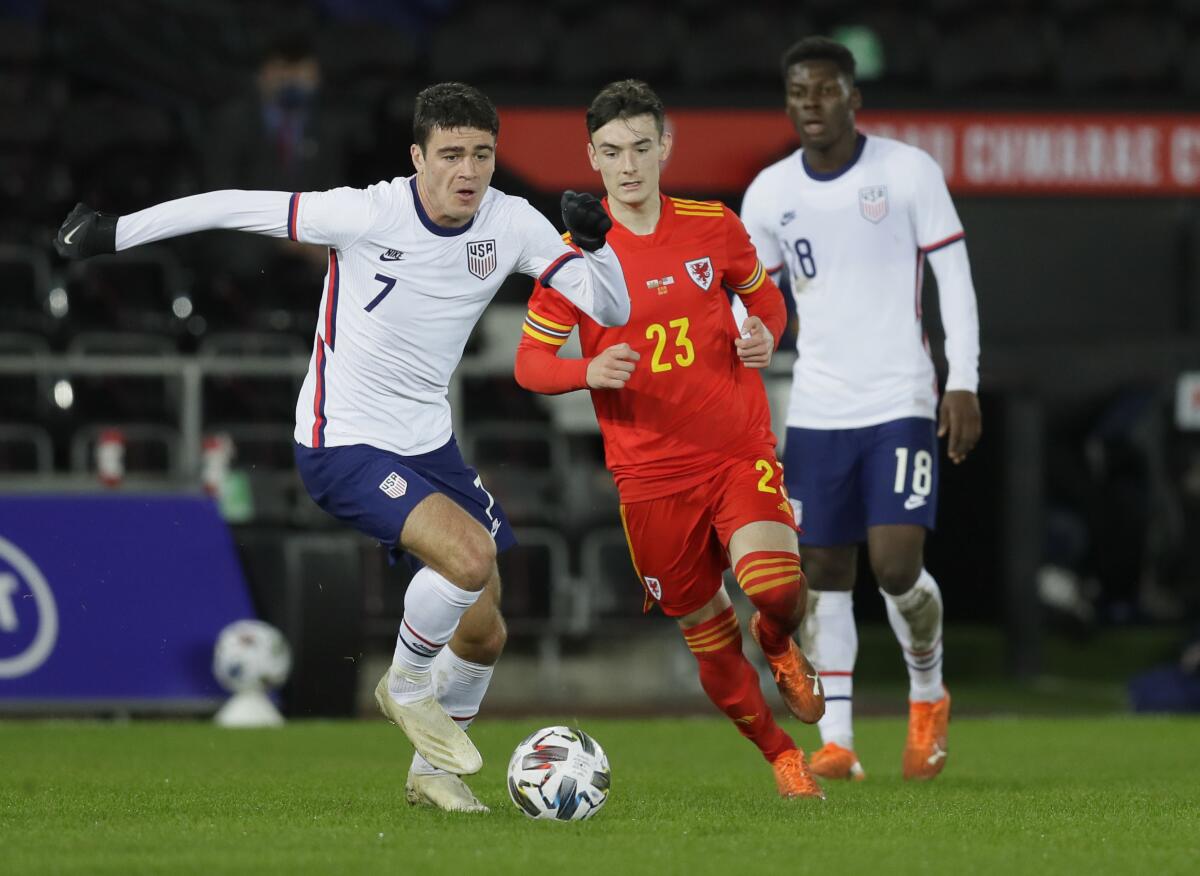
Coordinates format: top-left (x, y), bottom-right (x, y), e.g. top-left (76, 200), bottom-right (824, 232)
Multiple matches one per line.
top-left (801, 133), bottom-right (867, 182)
top-left (410, 176), bottom-right (476, 237)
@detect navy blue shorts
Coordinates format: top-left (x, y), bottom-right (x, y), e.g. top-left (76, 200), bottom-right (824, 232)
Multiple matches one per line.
top-left (781, 417), bottom-right (939, 546)
top-left (294, 436), bottom-right (516, 568)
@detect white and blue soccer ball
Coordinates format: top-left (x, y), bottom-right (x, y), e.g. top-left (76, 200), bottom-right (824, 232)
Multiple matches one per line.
top-left (212, 619), bottom-right (292, 694)
top-left (506, 725), bottom-right (611, 821)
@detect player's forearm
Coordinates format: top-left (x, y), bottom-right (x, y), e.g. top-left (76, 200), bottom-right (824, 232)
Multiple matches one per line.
top-left (927, 243), bottom-right (981, 393)
top-left (740, 283), bottom-right (788, 349)
top-left (115, 190), bottom-right (293, 250)
top-left (551, 247), bottom-right (631, 328)
top-left (514, 341), bottom-right (590, 395)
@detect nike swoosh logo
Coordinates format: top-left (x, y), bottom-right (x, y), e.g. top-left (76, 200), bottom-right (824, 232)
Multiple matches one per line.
top-left (927, 746), bottom-right (947, 765)
top-left (380, 254), bottom-right (403, 261)
top-left (807, 673), bottom-right (821, 696)
top-left (63, 222), bottom-right (86, 245)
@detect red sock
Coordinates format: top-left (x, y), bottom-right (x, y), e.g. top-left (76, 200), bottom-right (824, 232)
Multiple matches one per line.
top-left (682, 606), bottom-right (795, 763)
top-left (734, 550), bottom-right (804, 657)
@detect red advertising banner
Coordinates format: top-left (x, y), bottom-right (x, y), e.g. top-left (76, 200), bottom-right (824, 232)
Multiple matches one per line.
top-left (496, 108), bottom-right (1200, 197)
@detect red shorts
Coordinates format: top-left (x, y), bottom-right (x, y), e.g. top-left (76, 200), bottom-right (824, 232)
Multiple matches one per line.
top-left (618, 450), bottom-right (797, 618)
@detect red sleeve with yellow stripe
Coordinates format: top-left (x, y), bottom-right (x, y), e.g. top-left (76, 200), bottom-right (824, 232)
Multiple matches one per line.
top-left (514, 282), bottom-right (590, 395)
top-left (723, 209), bottom-right (787, 347)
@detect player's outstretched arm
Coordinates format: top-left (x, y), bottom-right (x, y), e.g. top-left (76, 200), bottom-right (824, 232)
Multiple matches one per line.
top-left (54, 189), bottom-right (372, 258)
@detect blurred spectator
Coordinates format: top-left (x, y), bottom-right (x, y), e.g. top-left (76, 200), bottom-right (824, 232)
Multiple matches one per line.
top-left (1040, 388), bottom-right (1190, 631)
top-left (205, 31), bottom-right (346, 195)
top-left (200, 32), bottom-right (351, 337)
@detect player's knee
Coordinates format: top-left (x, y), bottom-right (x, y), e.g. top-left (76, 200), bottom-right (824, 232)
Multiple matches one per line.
top-left (803, 555), bottom-right (855, 591)
top-left (452, 532), bottom-right (497, 591)
top-left (872, 555), bottom-right (921, 596)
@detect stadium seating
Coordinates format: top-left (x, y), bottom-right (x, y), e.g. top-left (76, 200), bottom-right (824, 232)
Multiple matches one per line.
top-left (496, 528), bottom-right (572, 632)
top-left (463, 422), bottom-right (569, 527)
top-left (0, 334), bottom-right (53, 434)
top-left (65, 332), bottom-right (180, 424)
top-left (64, 248), bottom-right (190, 340)
top-left (429, 2), bottom-right (558, 85)
top-left (69, 422), bottom-right (180, 478)
top-left (930, 13), bottom-right (1053, 92)
top-left (1, 246), bottom-right (59, 339)
top-left (579, 527), bottom-right (646, 621)
top-left (0, 424), bottom-right (53, 474)
top-left (676, 9), bottom-right (811, 89)
top-left (199, 332), bottom-right (306, 423)
top-left (554, 6), bottom-right (686, 87)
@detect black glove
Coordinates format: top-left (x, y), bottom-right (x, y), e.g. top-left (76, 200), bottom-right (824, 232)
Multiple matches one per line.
top-left (560, 190), bottom-right (611, 252)
top-left (55, 202), bottom-right (118, 259)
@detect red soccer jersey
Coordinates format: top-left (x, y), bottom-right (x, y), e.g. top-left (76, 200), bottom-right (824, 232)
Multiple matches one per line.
top-left (517, 194), bottom-right (787, 502)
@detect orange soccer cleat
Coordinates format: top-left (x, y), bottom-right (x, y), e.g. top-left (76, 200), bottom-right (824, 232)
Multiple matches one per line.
top-left (750, 612), bottom-right (825, 724)
top-left (903, 688), bottom-right (951, 780)
top-left (808, 742), bottom-right (866, 781)
top-left (772, 748), bottom-right (826, 799)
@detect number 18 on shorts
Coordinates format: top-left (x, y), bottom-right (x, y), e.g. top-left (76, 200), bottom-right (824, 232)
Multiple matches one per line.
top-left (782, 417), bottom-right (939, 546)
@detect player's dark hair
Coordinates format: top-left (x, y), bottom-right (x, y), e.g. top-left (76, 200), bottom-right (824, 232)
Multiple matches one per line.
top-left (781, 36), bottom-right (856, 82)
top-left (586, 79), bottom-right (665, 138)
top-left (413, 82), bottom-right (500, 150)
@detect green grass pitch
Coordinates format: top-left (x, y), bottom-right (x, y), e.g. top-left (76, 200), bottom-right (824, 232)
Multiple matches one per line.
top-left (2, 716), bottom-right (1198, 875)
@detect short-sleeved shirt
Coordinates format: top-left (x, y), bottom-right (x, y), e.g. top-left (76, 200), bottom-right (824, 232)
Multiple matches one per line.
top-left (741, 135), bottom-right (965, 429)
top-left (521, 195), bottom-right (777, 502)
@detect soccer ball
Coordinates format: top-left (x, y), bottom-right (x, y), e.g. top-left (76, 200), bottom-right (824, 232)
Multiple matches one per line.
top-left (212, 619), bottom-right (291, 694)
top-left (506, 726), bottom-right (611, 821)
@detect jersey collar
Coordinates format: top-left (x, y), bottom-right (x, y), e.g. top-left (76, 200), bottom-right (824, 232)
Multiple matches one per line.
top-left (601, 193), bottom-right (672, 247)
top-left (409, 175), bottom-right (476, 237)
top-left (800, 133), bottom-right (867, 182)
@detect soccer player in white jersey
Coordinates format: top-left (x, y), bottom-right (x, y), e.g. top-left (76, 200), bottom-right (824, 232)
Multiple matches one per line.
top-left (741, 38), bottom-right (982, 782)
top-left (55, 82), bottom-right (630, 812)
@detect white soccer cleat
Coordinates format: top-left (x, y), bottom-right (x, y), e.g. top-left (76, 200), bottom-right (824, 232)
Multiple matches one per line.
top-left (406, 770), bottom-right (490, 813)
top-left (374, 670), bottom-right (483, 776)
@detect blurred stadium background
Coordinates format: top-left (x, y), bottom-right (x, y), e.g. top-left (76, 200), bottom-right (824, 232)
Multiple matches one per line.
top-left (2, 0), bottom-right (1200, 720)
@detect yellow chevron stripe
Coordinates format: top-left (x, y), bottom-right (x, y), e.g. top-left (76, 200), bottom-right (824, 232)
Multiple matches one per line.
top-left (527, 310), bottom-right (574, 332)
top-left (675, 210), bottom-right (724, 218)
top-left (737, 564), bottom-right (799, 589)
top-left (683, 617), bottom-right (739, 647)
top-left (688, 631), bottom-right (740, 653)
top-left (739, 556), bottom-right (796, 576)
top-left (743, 578), bottom-right (793, 597)
top-left (671, 197), bottom-right (722, 207)
top-left (522, 324), bottom-right (567, 346)
top-left (737, 556), bottom-right (799, 574)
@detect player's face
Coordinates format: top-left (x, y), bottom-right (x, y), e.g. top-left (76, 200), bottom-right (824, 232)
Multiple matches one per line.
top-left (784, 61), bottom-right (860, 150)
top-left (410, 126), bottom-right (497, 227)
top-left (587, 114), bottom-right (672, 210)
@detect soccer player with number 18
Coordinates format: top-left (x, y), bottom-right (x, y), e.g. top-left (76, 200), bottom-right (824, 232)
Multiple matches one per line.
top-left (741, 37), bottom-right (982, 782)
top-left (516, 80), bottom-right (826, 799)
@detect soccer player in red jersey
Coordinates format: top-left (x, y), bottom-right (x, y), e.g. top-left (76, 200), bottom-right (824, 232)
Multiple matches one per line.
top-left (514, 80), bottom-right (825, 799)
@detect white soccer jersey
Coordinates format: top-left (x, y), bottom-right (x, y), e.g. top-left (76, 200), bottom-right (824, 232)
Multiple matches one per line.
top-left (116, 178), bottom-right (630, 455)
top-left (742, 135), bottom-right (980, 430)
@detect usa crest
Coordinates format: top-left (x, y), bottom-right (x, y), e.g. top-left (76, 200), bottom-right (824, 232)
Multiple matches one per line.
top-left (684, 257), bottom-right (714, 291)
top-left (466, 239), bottom-right (497, 280)
top-left (858, 186), bottom-right (888, 224)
